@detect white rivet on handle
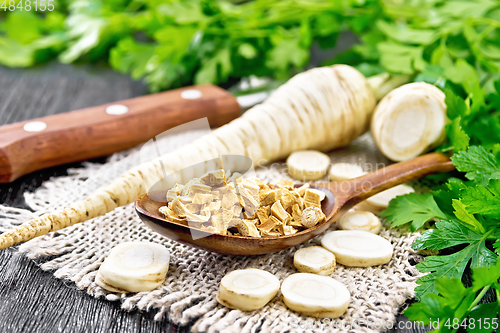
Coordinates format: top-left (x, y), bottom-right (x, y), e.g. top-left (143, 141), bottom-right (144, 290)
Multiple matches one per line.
top-left (106, 104), bottom-right (129, 115)
top-left (181, 89), bottom-right (203, 100)
top-left (23, 121), bottom-right (47, 132)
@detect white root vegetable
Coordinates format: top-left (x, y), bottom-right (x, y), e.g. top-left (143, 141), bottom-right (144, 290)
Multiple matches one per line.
top-left (363, 184), bottom-right (415, 213)
top-left (328, 163), bottom-right (366, 181)
top-left (321, 230), bottom-right (393, 267)
top-left (293, 246), bottom-right (336, 275)
top-left (286, 150), bottom-right (330, 181)
top-left (0, 64), bottom-right (388, 250)
top-left (217, 268), bottom-right (280, 311)
top-left (338, 210), bottom-right (381, 234)
top-left (281, 273), bottom-right (350, 318)
top-left (371, 82), bottom-right (447, 162)
top-left (96, 241), bottom-right (170, 293)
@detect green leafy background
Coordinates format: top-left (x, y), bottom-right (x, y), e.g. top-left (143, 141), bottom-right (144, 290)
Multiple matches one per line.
top-left (2, 0), bottom-right (500, 331)
top-left (2, 0), bottom-right (498, 94)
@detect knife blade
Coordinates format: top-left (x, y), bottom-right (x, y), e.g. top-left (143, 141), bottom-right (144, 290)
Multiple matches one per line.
top-left (0, 83), bottom-right (271, 183)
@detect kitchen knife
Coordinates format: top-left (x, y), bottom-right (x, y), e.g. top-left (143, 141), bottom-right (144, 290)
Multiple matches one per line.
top-left (0, 84), bottom-right (270, 183)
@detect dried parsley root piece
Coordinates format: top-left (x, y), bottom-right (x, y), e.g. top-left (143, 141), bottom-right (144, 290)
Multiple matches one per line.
top-left (158, 169), bottom-right (327, 237)
top-left (304, 189), bottom-right (322, 208)
top-left (301, 207), bottom-right (325, 228)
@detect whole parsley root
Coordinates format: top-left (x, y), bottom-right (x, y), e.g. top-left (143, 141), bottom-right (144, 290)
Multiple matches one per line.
top-left (0, 64), bottom-right (404, 250)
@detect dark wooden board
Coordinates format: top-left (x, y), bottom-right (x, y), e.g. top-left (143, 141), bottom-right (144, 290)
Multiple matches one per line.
top-left (0, 62), bottom-right (428, 333)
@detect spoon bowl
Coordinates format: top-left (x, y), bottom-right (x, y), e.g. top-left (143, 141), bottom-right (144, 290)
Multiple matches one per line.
top-left (135, 153), bottom-right (454, 255)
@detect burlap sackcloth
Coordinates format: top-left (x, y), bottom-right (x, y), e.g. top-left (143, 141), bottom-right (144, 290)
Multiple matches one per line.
top-left (0, 130), bottom-right (424, 333)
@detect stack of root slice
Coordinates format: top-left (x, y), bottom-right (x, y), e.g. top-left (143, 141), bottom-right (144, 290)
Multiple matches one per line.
top-left (371, 82), bottom-right (447, 162)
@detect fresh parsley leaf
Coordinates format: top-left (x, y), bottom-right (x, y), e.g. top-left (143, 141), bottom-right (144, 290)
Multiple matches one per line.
top-left (494, 240), bottom-right (500, 255)
top-left (469, 82), bottom-right (486, 116)
top-left (413, 221), bottom-right (490, 251)
top-left (469, 303), bottom-right (500, 333)
top-left (381, 193), bottom-right (447, 231)
top-left (195, 47), bottom-right (232, 84)
top-left (406, 269), bottom-right (500, 333)
top-left (405, 280), bottom-right (473, 326)
top-left (413, 249), bottom-right (477, 298)
top-left (447, 117), bottom-right (470, 152)
top-left (444, 59), bottom-right (479, 92)
top-left (452, 199), bottom-right (484, 232)
top-left (0, 37), bottom-right (37, 67)
top-left (471, 259), bottom-right (500, 291)
top-left (411, 221), bottom-right (497, 298)
top-left (445, 89), bottom-right (468, 120)
top-left (266, 33), bottom-right (309, 79)
top-left (377, 41), bottom-right (424, 74)
top-left (3, 11), bottom-right (42, 45)
top-left (460, 180), bottom-right (500, 219)
top-left (406, 260), bottom-right (500, 332)
top-left (466, 114), bottom-right (500, 146)
top-left (451, 146), bottom-right (500, 186)
top-left (109, 37), bottom-right (156, 80)
top-left (432, 179), bottom-right (467, 217)
top-left (376, 20), bottom-right (438, 45)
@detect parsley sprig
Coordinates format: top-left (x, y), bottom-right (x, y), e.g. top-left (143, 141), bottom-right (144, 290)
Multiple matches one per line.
top-left (382, 86), bottom-right (500, 330)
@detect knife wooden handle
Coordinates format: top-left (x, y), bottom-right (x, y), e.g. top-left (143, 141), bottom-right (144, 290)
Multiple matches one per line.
top-left (0, 84), bottom-right (240, 183)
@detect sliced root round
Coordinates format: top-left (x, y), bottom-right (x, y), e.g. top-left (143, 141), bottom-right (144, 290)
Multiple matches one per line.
top-left (371, 82), bottom-right (448, 162)
top-left (217, 268), bottom-right (280, 311)
top-left (321, 230), bottom-right (393, 267)
top-left (287, 150), bottom-right (330, 181)
top-left (96, 241), bottom-right (170, 293)
top-left (294, 246), bottom-right (336, 276)
top-left (281, 273), bottom-right (350, 318)
top-left (328, 163), bottom-right (366, 181)
top-left (338, 210), bottom-right (381, 234)
top-left (365, 184), bottom-right (414, 212)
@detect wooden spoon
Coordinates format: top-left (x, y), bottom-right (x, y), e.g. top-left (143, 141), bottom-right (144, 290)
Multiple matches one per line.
top-left (135, 152), bottom-right (454, 255)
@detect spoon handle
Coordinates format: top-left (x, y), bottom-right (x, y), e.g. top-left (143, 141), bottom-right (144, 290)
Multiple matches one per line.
top-left (334, 152), bottom-right (455, 206)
